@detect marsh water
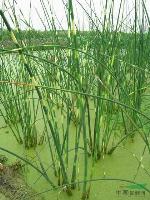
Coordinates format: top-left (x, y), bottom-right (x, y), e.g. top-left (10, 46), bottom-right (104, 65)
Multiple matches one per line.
top-left (0, 122), bottom-right (150, 200)
top-left (1, 52), bottom-right (150, 200)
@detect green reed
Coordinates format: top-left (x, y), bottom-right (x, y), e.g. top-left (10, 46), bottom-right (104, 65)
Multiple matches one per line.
top-left (0, 0), bottom-right (150, 199)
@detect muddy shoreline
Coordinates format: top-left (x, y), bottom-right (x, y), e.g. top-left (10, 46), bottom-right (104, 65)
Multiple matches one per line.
top-left (0, 156), bottom-right (44, 200)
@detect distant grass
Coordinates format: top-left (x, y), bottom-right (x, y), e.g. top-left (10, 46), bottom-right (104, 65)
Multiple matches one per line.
top-left (1, 29), bottom-right (150, 50)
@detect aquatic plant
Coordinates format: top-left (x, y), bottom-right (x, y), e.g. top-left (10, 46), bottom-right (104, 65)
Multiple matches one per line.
top-left (0, 0), bottom-right (150, 199)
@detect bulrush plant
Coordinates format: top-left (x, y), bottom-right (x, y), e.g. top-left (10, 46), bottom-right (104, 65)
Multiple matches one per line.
top-left (0, 9), bottom-right (72, 195)
top-left (0, 0), bottom-right (150, 199)
top-left (0, 53), bottom-right (41, 148)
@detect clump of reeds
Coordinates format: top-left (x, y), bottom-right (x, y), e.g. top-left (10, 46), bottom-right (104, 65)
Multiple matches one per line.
top-left (0, 0), bottom-right (150, 199)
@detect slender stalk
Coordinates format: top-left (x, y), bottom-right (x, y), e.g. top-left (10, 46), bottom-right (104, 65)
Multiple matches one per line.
top-left (0, 10), bottom-right (71, 193)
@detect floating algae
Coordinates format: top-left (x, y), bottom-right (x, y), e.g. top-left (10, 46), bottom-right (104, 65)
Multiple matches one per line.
top-left (0, 155), bottom-right (44, 200)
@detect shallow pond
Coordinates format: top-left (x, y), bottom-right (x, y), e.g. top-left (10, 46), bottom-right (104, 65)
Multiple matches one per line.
top-left (1, 52), bottom-right (150, 200)
top-left (0, 123), bottom-right (150, 200)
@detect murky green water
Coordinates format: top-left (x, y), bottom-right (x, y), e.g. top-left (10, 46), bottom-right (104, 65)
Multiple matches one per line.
top-left (0, 123), bottom-right (150, 200)
top-left (1, 53), bottom-right (150, 199)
